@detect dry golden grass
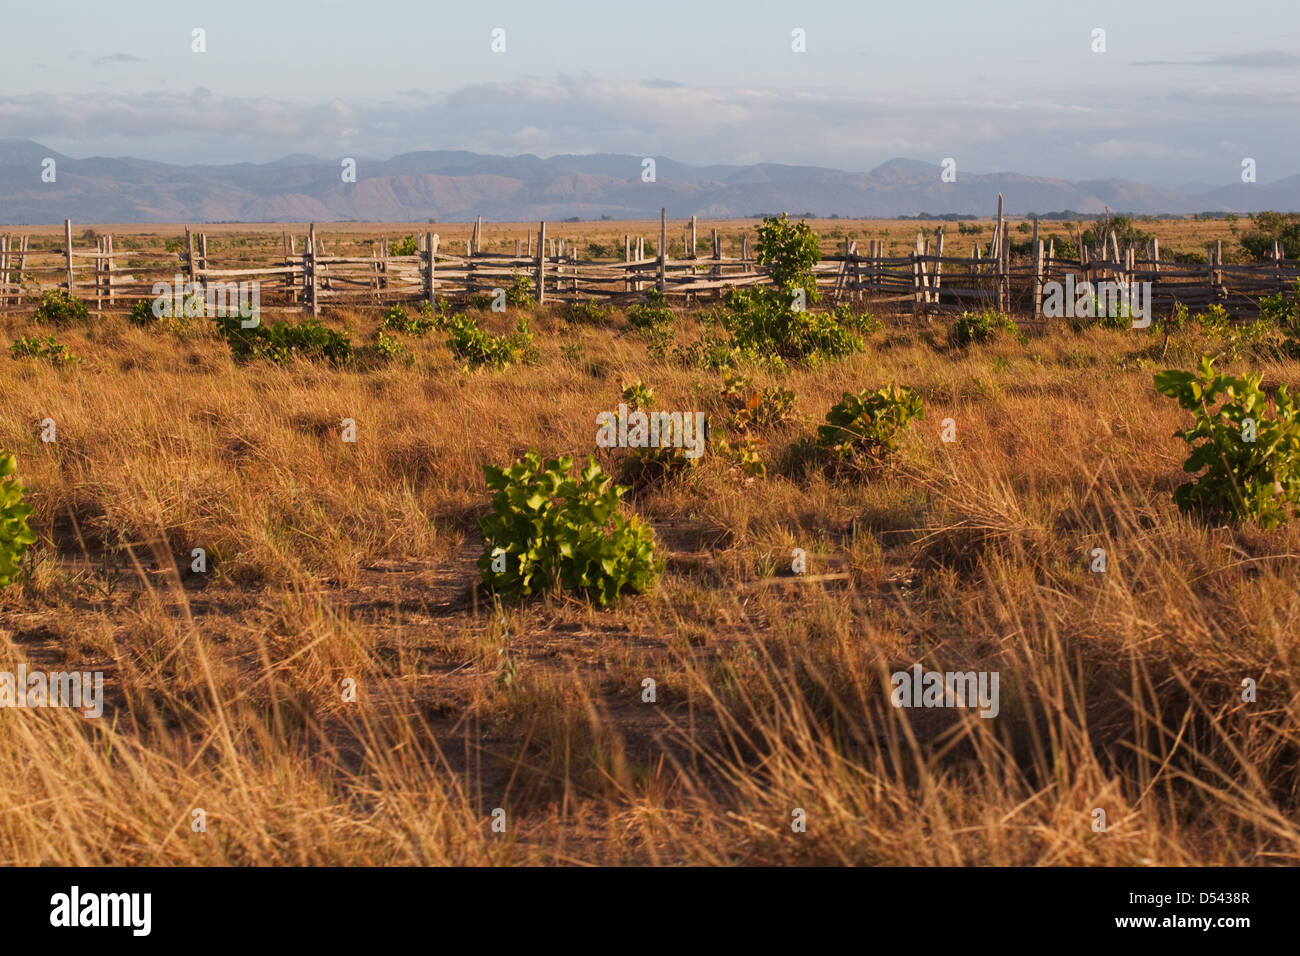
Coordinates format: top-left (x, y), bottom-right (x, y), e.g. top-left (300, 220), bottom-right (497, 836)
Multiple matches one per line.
top-left (0, 290), bottom-right (1298, 866)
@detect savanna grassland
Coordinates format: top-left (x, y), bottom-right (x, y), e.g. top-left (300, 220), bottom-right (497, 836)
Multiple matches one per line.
top-left (1, 217), bottom-right (1299, 867)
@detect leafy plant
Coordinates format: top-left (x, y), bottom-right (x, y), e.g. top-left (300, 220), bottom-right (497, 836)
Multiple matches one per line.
top-left (390, 234), bottom-right (418, 257)
top-left (1154, 355), bottom-right (1300, 527)
top-left (34, 290), bottom-right (90, 326)
top-left (381, 302), bottom-right (447, 336)
top-left (503, 275), bottom-right (534, 308)
top-left (627, 289), bottom-right (675, 330)
top-left (622, 379), bottom-right (654, 410)
top-left (129, 298), bottom-right (156, 325)
top-left (0, 453), bottom-right (37, 588)
top-left (718, 287), bottom-right (863, 361)
top-left (368, 329), bottom-right (413, 367)
top-left (715, 435), bottom-right (766, 479)
top-left (949, 310), bottom-right (1024, 347)
top-left (477, 452), bottom-right (662, 605)
top-left (720, 373), bottom-right (795, 431)
top-left (445, 314), bottom-right (533, 369)
top-left (756, 212), bottom-right (821, 301)
top-left (214, 315), bottom-right (352, 364)
top-left (817, 385), bottom-right (923, 470)
top-left (567, 301), bottom-right (614, 325)
top-left (1240, 211), bottom-right (1300, 261)
top-left (10, 335), bottom-right (79, 366)
top-left (614, 380), bottom-right (700, 488)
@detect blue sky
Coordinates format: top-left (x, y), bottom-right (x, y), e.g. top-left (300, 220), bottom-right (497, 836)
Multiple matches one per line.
top-left (3, 0), bottom-right (1299, 184)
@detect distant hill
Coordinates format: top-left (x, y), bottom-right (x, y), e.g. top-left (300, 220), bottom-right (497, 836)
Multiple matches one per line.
top-left (0, 139), bottom-right (1296, 224)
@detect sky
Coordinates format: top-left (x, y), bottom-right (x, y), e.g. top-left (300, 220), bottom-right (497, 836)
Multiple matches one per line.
top-left (2, 0), bottom-right (1299, 185)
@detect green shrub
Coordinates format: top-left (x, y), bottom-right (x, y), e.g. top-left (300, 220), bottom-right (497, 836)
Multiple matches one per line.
top-left (477, 452), bottom-right (662, 605)
top-left (949, 310), bottom-right (1024, 347)
top-left (614, 380), bottom-right (700, 488)
top-left (0, 453), bottom-right (36, 588)
top-left (817, 385), bottom-right (923, 469)
top-left (1240, 212), bottom-right (1300, 261)
top-left (504, 275), bottom-right (534, 308)
top-left (381, 303), bottom-right (444, 336)
top-left (627, 289), bottom-right (674, 330)
top-left (368, 329), bottom-right (413, 367)
top-left (129, 298), bottom-right (156, 325)
top-left (1259, 280), bottom-right (1300, 331)
top-left (390, 234), bottom-right (418, 257)
top-left (567, 301), bottom-right (614, 325)
top-left (446, 314), bottom-right (533, 369)
top-left (214, 315), bottom-right (352, 364)
top-left (720, 373), bottom-right (795, 431)
top-left (719, 288), bottom-right (862, 361)
top-left (1154, 355), bottom-right (1300, 527)
top-left (10, 335), bottom-right (79, 366)
top-left (34, 290), bottom-right (90, 326)
top-left (756, 212), bottom-right (821, 301)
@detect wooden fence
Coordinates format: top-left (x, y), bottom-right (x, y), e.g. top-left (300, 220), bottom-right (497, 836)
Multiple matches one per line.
top-left (2, 200), bottom-right (1297, 321)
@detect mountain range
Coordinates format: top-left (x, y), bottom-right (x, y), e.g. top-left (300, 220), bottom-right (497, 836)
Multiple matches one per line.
top-left (1, 139), bottom-right (1297, 224)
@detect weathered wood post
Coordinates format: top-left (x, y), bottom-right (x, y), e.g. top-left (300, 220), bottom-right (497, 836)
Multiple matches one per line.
top-left (425, 231), bottom-right (436, 307)
top-left (658, 208), bottom-right (667, 294)
top-left (106, 234), bottom-right (115, 307)
top-left (308, 223), bottom-right (319, 317)
top-left (1033, 239), bottom-right (1044, 320)
top-left (16, 236), bottom-right (26, 306)
top-left (934, 227), bottom-right (944, 306)
top-left (65, 219), bottom-right (74, 294)
top-left (535, 221), bottom-right (547, 306)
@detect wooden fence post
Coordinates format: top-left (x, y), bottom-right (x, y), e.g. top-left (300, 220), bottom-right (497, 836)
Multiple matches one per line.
top-left (658, 208), bottom-right (667, 293)
top-left (1033, 239), bottom-right (1044, 320)
top-left (65, 219), bottom-right (74, 295)
top-left (535, 221), bottom-right (547, 305)
top-left (308, 223), bottom-right (319, 317)
top-left (934, 227), bottom-right (944, 306)
top-left (423, 232), bottom-right (434, 306)
top-left (16, 236), bottom-right (25, 305)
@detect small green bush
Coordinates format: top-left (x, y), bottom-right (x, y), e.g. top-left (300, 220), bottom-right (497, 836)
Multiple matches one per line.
top-left (129, 298), bottom-right (156, 325)
top-left (10, 335), bottom-right (79, 366)
top-left (381, 303), bottom-right (444, 336)
top-left (567, 301), bottom-right (614, 325)
top-left (1154, 355), bottom-right (1300, 527)
top-left (214, 315), bottom-right (352, 364)
top-left (756, 213), bottom-right (821, 301)
top-left (390, 234), bottom-right (418, 257)
top-left (720, 373), bottom-right (795, 431)
top-left (477, 452), bottom-right (662, 605)
top-left (34, 290), bottom-right (90, 326)
top-left (817, 385), bottom-right (923, 469)
top-left (627, 289), bottom-right (675, 330)
top-left (504, 275), bottom-right (534, 308)
top-left (446, 314), bottom-right (533, 369)
top-left (720, 288), bottom-right (863, 361)
top-left (949, 310), bottom-right (1024, 347)
top-left (0, 453), bottom-right (37, 588)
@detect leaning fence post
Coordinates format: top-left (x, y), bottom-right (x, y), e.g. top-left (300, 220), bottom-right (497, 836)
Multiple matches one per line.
top-left (535, 221), bottom-right (547, 305)
top-left (308, 223), bottom-right (319, 317)
top-left (658, 208), bottom-right (667, 293)
top-left (65, 219), bottom-right (74, 295)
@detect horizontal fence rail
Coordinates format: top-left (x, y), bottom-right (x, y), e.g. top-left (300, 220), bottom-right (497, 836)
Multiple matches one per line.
top-left (2, 204), bottom-right (1297, 322)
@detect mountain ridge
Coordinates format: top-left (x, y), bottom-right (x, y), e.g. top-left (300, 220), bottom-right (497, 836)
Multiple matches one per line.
top-left (0, 140), bottom-right (1295, 224)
